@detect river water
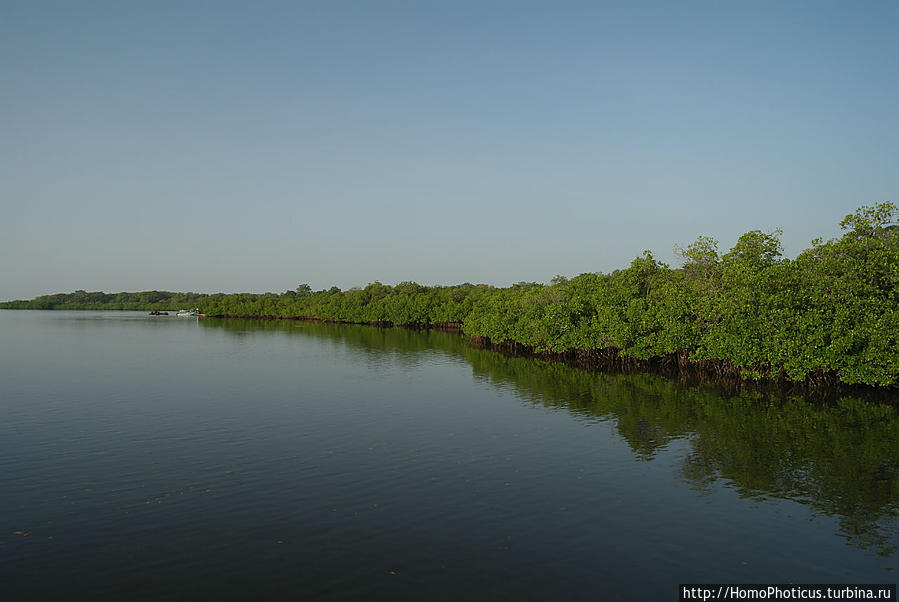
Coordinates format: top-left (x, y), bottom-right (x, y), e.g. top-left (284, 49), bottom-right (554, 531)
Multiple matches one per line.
top-left (1, 311), bottom-right (896, 600)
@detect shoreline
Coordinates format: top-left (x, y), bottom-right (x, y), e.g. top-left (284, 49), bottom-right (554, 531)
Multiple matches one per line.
top-left (4, 307), bottom-right (896, 401)
top-left (204, 313), bottom-right (899, 404)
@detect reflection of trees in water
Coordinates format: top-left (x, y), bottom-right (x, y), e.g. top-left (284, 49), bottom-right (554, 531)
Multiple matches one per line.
top-left (205, 318), bottom-right (470, 376)
top-left (203, 318), bottom-right (899, 556)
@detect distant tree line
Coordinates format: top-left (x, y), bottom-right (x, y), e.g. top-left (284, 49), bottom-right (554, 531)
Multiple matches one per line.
top-left (0, 290), bottom-right (210, 311)
top-left (3, 203), bottom-right (896, 387)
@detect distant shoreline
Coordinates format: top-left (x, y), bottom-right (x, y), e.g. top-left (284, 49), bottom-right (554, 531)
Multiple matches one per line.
top-left (4, 203), bottom-right (898, 389)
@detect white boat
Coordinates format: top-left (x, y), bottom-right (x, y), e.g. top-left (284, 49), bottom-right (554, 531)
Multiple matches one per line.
top-left (176, 308), bottom-right (198, 317)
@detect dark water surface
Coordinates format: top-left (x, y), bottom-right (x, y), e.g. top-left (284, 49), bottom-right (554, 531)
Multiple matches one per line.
top-left (1, 311), bottom-right (896, 600)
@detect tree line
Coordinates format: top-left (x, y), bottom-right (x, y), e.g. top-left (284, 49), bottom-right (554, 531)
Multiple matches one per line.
top-left (0, 290), bottom-right (210, 311)
top-left (3, 203), bottom-right (896, 387)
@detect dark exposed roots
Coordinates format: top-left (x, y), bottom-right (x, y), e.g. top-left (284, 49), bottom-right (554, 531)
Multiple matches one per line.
top-left (467, 338), bottom-right (896, 403)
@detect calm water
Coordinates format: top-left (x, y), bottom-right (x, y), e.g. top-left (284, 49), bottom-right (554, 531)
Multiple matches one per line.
top-left (1, 311), bottom-right (896, 600)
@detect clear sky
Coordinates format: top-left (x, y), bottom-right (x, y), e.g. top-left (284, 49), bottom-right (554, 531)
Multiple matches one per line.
top-left (1, 0), bottom-right (896, 300)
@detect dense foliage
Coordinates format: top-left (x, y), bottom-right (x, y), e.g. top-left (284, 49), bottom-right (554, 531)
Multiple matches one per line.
top-left (3, 203), bottom-right (897, 386)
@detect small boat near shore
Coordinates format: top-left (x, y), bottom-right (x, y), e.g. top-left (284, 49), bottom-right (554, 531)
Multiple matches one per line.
top-left (176, 308), bottom-right (199, 317)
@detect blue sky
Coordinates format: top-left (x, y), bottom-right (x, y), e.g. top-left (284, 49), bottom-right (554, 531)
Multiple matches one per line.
top-left (1, 0), bottom-right (896, 300)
